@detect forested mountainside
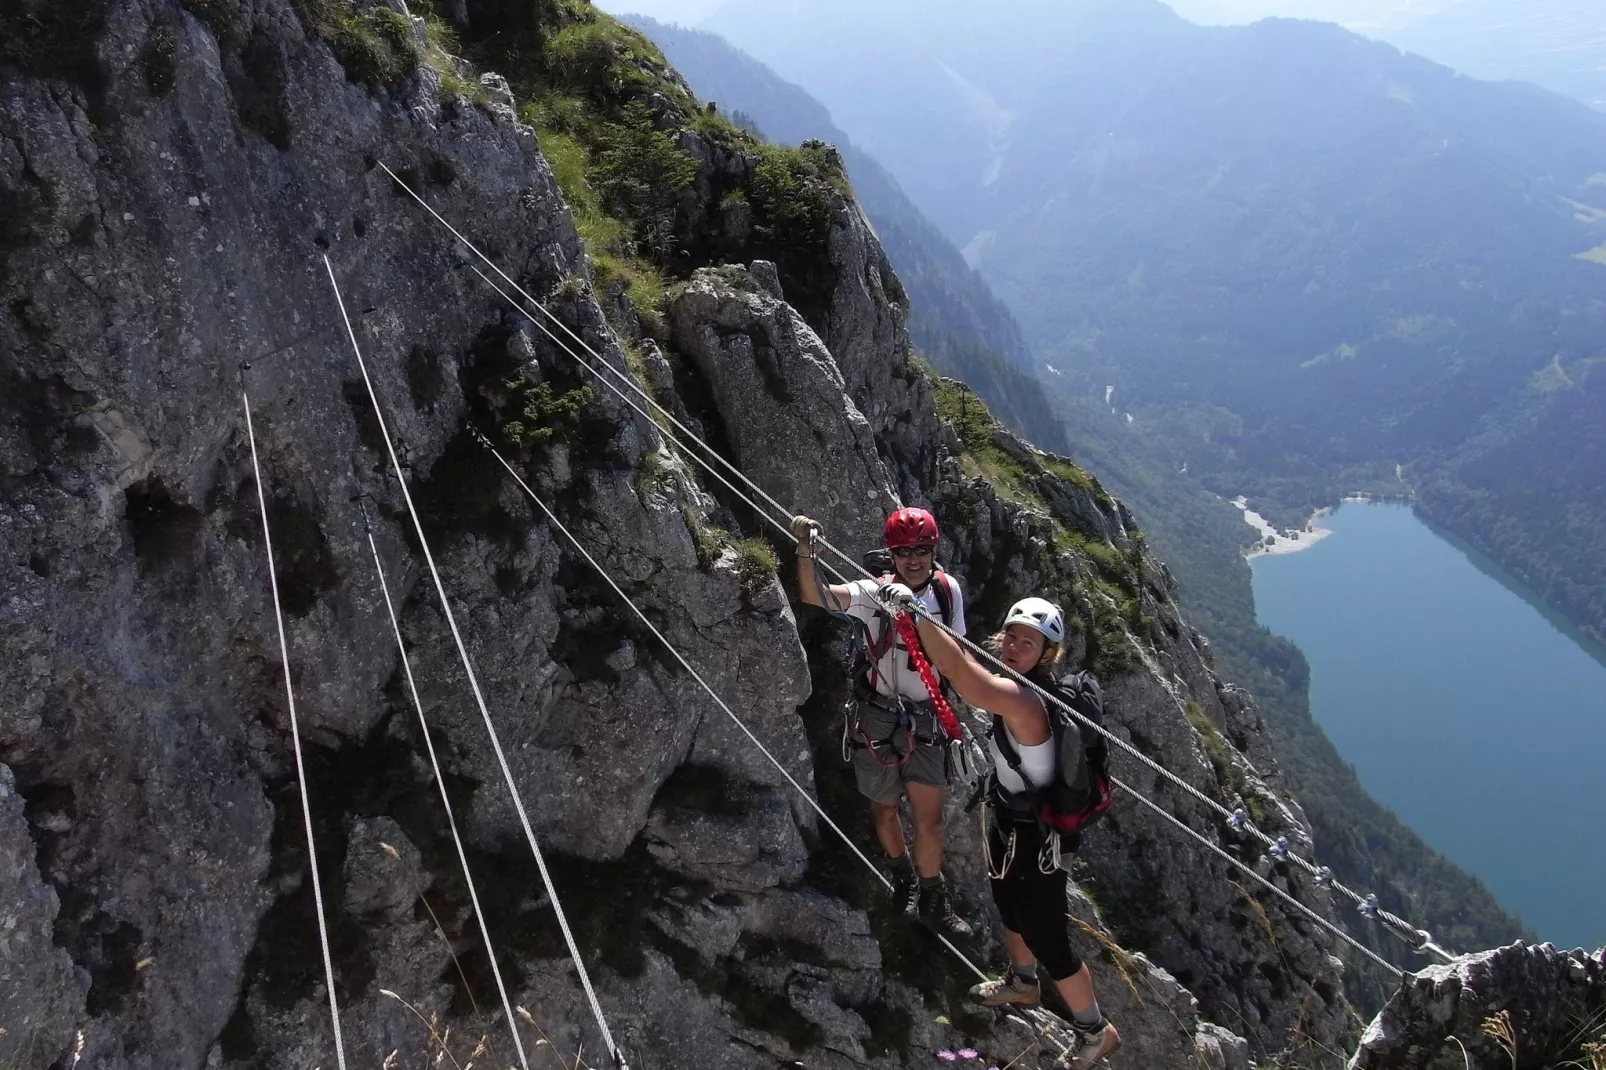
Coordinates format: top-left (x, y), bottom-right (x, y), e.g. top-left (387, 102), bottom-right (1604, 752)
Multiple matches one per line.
top-left (705, 0), bottom-right (1606, 652)
top-left (619, 14), bottom-right (1069, 456)
top-left (627, 9), bottom-right (1529, 994)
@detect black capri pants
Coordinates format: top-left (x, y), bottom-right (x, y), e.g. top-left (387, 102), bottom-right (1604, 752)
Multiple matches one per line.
top-left (986, 810), bottom-right (1085, 981)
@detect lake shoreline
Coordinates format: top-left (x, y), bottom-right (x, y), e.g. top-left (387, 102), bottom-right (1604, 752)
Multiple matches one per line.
top-left (1235, 497), bottom-right (1335, 557)
top-left (1250, 500), bottom-right (1606, 949)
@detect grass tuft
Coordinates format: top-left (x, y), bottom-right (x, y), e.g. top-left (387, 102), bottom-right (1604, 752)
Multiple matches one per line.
top-left (732, 536), bottom-right (777, 591)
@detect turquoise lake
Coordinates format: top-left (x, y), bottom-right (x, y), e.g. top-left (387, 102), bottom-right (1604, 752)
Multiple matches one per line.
top-left (1250, 501), bottom-right (1606, 950)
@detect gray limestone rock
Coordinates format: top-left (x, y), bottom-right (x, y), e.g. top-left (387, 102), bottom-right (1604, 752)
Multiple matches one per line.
top-left (1350, 943), bottom-right (1606, 1070)
top-left (749, 258), bottom-right (785, 300)
top-left (645, 788), bottom-right (808, 892)
top-left (0, 764), bottom-right (82, 1066)
top-left (668, 264), bottom-right (899, 551)
top-left (343, 817), bottom-right (426, 918)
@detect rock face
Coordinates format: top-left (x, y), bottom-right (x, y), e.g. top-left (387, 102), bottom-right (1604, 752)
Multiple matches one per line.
top-left (0, 763), bottom-right (80, 1062)
top-left (0, 2), bottom-right (1489, 1070)
top-left (667, 262), bottom-right (898, 550)
top-left (1350, 943), bottom-right (1606, 1070)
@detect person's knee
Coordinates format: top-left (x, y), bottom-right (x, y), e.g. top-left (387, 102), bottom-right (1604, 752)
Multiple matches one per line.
top-left (871, 799), bottom-right (901, 823)
top-left (906, 785), bottom-right (945, 831)
top-left (911, 804), bottom-right (943, 836)
top-left (1023, 926), bottom-right (1082, 980)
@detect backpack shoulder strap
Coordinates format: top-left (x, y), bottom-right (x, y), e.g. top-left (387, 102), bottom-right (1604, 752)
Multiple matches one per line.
top-left (930, 568), bottom-right (955, 626)
top-left (864, 575), bottom-right (899, 661)
top-left (991, 715), bottom-right (1028, 778)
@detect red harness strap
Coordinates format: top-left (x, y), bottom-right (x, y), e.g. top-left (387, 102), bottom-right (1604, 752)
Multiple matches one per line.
top-left (893, 613), bottom-right (963, 742)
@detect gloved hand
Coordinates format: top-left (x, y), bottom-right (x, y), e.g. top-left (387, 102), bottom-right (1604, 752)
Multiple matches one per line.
top-left (790, 514), bottom-right (820, 555)
top-left (878, 581), bottom-right (918, 615)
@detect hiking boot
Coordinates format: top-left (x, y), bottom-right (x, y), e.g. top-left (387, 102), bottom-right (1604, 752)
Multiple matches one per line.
top-left (1059, 1020), bottom-right (1121, 1069)
top-left (890, 867), bottom-right (918, 916)
top-left (916, 877), bottom-right (974, 939)
top-left (968, 970), bottom-right (1041, 1008)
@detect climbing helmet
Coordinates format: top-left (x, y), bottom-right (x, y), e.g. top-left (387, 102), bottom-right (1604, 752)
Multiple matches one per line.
top-left (883, 507), bottom-right (939, 549)
top-left (1003, 597), bottom-right (1065, 646)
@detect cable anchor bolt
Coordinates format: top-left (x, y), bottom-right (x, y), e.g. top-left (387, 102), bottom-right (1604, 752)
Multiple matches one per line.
top-left (1314, 865), bottom-right (1333, 887)
top-left (1269, 836), bottom-right (1289, 860)
top-left (1227, 808), bottom-right (1247, 830)
top-left (1359, 894), bottom-right (1380, 919)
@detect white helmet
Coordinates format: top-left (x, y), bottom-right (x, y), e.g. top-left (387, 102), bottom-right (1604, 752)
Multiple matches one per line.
top-left (1003, 597), bottom-right (1065, 645)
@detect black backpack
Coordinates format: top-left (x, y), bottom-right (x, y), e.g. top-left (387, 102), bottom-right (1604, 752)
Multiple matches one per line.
top-left (849, 550), bottom-right (956, 691)
top-left (992, 671), bottom-right (1113, 835)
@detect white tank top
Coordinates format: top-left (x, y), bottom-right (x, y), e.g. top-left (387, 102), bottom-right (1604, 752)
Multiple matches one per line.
top-left (990, 721), bottom-right (1056, 797)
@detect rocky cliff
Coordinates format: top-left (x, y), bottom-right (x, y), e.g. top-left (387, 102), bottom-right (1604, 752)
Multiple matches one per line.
top-left (2, 3), bottom-right (1594, 1070)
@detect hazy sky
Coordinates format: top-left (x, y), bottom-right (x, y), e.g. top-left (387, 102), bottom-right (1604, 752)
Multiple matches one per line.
top-left (595, 0), bottom-right (1463, 34)
top-left (596, 0), bottom-right (724, 26)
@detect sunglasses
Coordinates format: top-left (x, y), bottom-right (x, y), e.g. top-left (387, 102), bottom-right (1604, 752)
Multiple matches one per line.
top-left (890, 545), bottom-right (935, 558)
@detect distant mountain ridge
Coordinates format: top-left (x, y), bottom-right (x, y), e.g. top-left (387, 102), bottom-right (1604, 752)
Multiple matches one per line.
top-left (1165, 0), bottom-right (1606, 111)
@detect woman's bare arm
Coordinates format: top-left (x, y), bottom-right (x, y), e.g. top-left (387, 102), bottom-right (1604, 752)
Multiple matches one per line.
top-left (914, 614), bottom-right (1050, 745)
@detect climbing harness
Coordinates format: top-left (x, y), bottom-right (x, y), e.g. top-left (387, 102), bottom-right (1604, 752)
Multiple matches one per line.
top-left (980, 803), bottom-right (1063, 880)
top-left (841, 609), bottom-right (962, 769)
top-left (239, 366), bottom-right (349, 1070)
top-left (357, 496), bottom-right (533, 1070)
top-left (323, 258), bottom-right (630, 1070)
top-left (381, 166), bottom-right (1451, 974)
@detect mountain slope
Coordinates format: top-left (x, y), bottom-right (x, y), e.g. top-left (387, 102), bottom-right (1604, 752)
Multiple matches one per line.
top-left (709, 0), bottom-right (1606, 647)
top-left (620, 13), bottom-right (1071, 452)
top-left (973, 11), bottom-right (1606, 646)
top-left (4, 0), bottom-right (1413, 1064)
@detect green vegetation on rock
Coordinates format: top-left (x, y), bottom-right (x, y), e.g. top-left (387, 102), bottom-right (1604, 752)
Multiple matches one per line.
top-left (293, 0), bottom-right (420, 88)
top-left (931, 378), bottom-right (1150, 675)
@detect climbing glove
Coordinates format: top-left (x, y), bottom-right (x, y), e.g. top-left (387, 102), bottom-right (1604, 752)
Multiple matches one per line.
top-left (790, 514), bottom-right (821, 556)
top-left (878, 581), bottom-right (918, 615)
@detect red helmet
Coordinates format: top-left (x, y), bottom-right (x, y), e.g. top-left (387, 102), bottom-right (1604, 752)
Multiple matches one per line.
top-left (883, 507), bottom-right (939, 549)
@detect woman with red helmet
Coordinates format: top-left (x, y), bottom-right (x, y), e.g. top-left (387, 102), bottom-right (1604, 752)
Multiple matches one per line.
top-left (790, 506), bottom-right (973, 940)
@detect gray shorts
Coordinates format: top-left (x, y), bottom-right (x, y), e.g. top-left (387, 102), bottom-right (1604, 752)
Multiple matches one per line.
top-left (849, 700), bottom-right (950, 804)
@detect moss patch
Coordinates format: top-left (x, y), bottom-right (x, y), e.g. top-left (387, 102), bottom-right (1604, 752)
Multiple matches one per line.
top-left (526, 112), bottom-right (680, 311)
top-left (292, 0), bottom-right (420, 89)
top-left (682, 506), bottom-right (730, 570)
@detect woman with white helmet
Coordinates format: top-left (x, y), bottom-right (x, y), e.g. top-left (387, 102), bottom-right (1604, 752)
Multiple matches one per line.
top-left (899, 592), bottom-right (1121, 1070)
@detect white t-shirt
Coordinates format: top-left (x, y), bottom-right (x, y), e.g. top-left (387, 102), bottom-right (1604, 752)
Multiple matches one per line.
top-left (991, 719), bottom-right (1056, 797)
top-left (843, 572), bottom-right (966, 701)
